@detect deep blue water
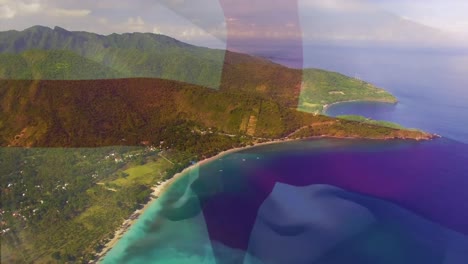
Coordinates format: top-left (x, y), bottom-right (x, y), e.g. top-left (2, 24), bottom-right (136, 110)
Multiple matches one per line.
top-left (103, 46), bottom-right (468, 263)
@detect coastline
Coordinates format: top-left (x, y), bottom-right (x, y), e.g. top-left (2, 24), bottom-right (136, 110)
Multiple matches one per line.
top-left (322, 99), bottom-right (398, 115)
top-left (94, 130), bottom-right (436, 262)
top-left (93, 137), bottom-right (302, 263)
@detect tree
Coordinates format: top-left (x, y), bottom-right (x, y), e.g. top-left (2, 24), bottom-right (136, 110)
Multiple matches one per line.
top-left (52, 251), bottom-right (61, 260)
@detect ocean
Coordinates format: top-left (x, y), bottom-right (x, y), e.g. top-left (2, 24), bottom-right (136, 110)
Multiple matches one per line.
top-left (302, 45), bottom-right (468, 143)
top-left (102, 46), bottom-right (468, 263)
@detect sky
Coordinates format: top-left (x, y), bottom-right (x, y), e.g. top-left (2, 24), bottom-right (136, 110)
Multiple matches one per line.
top-left (373, 0), bottom-right (468, 34)
top-left (0, 0), bottom-right (467, 49)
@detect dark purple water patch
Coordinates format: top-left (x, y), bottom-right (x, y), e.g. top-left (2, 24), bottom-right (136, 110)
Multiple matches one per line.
top-left (110, 138), bottom-right (468, 263)
top-left (246, 184), bottom-right (468, 264)
top-left (193, 139), bottom-right (468, 258)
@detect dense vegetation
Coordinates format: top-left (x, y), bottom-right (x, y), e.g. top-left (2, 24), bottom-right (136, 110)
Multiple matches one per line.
top-left (0, 146), bottom-right (183, 263)
top-left (336, 115), bottom-right (413, 130)
top-left (0, 79), bottom-right (285, 146)
top-left (0, 78), bottom-right (430, 148)
top-left (0, 50), bottom-right (120, 80)
top-left (0, 26), bottom-right (224, 88)
top-left (288, 117), bottom-right (430, 140)
top-left (299, 69), bottom-right (397, 113)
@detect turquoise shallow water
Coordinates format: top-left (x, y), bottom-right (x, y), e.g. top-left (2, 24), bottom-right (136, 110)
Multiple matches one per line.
top-left (102, 150), bottom-right (267, 264)
top-left (102, 166), bottom-right (217, 264)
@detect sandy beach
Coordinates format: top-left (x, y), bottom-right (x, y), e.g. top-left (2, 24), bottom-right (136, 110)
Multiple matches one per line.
top-left (93, 138), bottom-right (301, 263)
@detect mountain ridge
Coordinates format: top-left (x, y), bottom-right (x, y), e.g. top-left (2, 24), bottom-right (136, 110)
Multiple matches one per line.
top-left (0, 25), bottom-right (226, 88)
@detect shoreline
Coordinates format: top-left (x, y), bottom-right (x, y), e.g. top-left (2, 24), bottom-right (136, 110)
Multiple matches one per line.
top-left (322, 99), bottom-right (398, 115)
top-left (93, 137), bottom-right (304, 263)
top-left (93, 132), bottom-right (436, 262)
top-left (93, 178), bottom-right (174, 262)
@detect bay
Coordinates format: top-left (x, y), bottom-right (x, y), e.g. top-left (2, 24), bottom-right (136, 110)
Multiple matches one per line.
top-left (102, 138), bottom-right (468, 264)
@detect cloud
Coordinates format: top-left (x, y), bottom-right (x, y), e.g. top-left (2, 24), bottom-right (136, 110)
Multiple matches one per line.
top-left (18, 1), bottom-right (41, 13)
top-left (125, 16), bottom-right (145, 31)
top-left (98, 17), bottom-right (108, 25)
top-left (0, 0), bottom-right (42, 19)
top-left (301, 0), bottom-right (376, 13)
top-left (127, 16), bottom-right (144, 26)
top-left (152, 26), bottom-right (161, 34)
top-left (0, 0), bottom-right (89, 19)
top-left (152, 22), bottom-right (225, 46)
top-left (48, 8), bottom-right (91, 17)
top-left (0, 4), bottom-right (15, 19)
top-left (154, 0), bottom-right (226, 39)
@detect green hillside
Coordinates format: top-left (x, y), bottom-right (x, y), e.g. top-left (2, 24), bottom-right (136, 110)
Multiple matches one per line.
top-left (0, 26), bottom-right (225, 88)
top-left (336, 115), bottom-right (415, 130)
top-left (0, 50), bottom-right (120, 80)
top-left (300, 69), bottom-right (397, 113)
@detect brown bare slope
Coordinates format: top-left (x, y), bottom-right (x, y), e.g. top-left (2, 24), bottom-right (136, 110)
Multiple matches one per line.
top-left (0, 78), bottom-right (433, 148)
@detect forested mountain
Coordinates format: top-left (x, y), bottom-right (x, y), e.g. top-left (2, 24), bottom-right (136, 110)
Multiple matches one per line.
top-left (0, 26), bottom-right (225, 87)
top-left (0, 77), bottom-right (431, 148)
top-left (0, 50), bottom-right (120, 80)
